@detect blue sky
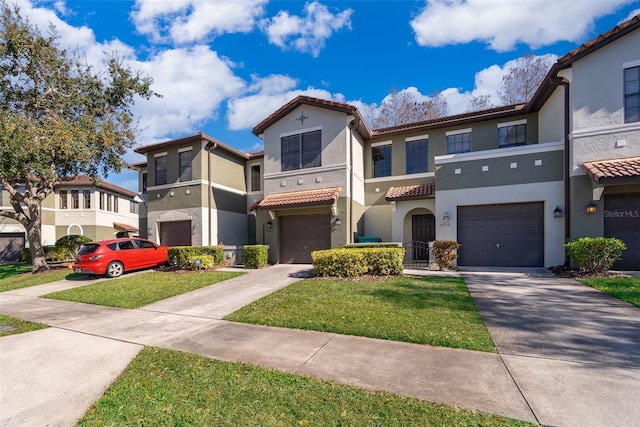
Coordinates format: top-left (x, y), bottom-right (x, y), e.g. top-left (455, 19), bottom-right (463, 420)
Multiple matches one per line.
top-left (15, 0), bottom-right (640, 192)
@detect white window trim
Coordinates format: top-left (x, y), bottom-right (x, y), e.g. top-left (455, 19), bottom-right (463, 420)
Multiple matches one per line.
top-left (405, 134), bottom-right (429, 142)
top-left (280, 126), bottom-right (322, 138)
top-left (371, 140), bottom-right (392, 147)
top-left (178, 146), bottom-right (193, 153)
top-left (446, 128), bottom-right (472, 136)
top-left (623, 59), bottom-right (640, 69)
top-left (497, 119), bottom-right (527, 128)
top-left (154, 152), bottom-right (168, 158)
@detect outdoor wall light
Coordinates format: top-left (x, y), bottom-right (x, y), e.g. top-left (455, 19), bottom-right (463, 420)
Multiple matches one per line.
top-left (334, 217), bottom-right (342, 226)
top-left (553, 206), bottom-right (563, 218)
top-left (586, 202), bottom-right (597, 214)
top-left (266, 220), bottom-right (273, 229)
top-left (443, 212), bottom-right (450, 222)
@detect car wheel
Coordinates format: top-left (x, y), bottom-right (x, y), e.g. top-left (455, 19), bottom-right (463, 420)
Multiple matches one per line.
top-left (105, 261), bottom-right (124, 278)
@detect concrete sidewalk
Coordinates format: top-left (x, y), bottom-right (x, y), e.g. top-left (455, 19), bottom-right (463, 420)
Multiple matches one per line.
top-left (1, 265), bottom-right (639, 426)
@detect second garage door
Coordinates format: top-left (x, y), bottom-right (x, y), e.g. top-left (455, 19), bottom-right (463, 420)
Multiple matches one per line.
top-left (280, 214), bottom-right (331, 264)
top-left (458, 202), bottom-right (544, 267)
top-left (159, 220), bottom-right (192, 247)
top-left (604, 193), bottom-right (640, 271)
top-left (0, 233), bottom-right (25, 262)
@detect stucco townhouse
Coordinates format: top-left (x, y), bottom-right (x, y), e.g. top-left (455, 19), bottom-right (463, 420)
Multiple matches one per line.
top-left (134, 14), bottom-right (639, 270)
top-left (0, 175), bottom-right (140, 262)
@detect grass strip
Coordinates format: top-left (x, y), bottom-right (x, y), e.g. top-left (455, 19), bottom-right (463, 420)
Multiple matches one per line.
top-left (0, 268), bottom-right (77, 292)
top-left (43, 271), bottom-right (244, 308)
top-left (78, 347), bottom-right (534, 426)
top-left (0, 314), bottom-right (47, 337)
top-left (581, 277), bottom-right (640, 308)
top-left (227, 276), bottom-right (496, 352)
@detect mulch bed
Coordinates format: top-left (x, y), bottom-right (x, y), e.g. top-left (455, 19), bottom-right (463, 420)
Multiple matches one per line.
top-left (548, 265), bottom-right (624, 279)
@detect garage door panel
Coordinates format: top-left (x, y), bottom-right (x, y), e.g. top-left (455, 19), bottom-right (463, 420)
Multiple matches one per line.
top-left (280, 214), bottom-right (330, 264)
top-left (458, 202), bottom-right (544, 267)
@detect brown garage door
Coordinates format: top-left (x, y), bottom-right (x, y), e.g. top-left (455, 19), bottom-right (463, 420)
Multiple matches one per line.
top-left (159, 220), bottom-right (192, 246)
top-left (0, 233), bottom-right (25, 262)
top-left (458, 202), bottom-right (544, 267)
top-left (605, 193), bottom-right (640, 271)
top-left (280, 214), bottom-right (331, 264)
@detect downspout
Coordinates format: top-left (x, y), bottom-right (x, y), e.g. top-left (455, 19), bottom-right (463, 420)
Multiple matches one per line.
top-left (554, 76), bottom-right (571, 265)
top-left (206, 141), bottom-right (218, 246)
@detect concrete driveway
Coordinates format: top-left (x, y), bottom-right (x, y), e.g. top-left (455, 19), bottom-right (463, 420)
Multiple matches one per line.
top-left (461, 268), bottom-right (640, 427)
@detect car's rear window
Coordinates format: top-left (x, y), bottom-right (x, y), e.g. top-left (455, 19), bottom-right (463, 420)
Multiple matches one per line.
top-left (78, 244), bottom-right (100, 254)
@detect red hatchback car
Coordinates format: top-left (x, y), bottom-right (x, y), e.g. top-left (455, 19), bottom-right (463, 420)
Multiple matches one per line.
top-left (73, 238), bottom-right (169, 278)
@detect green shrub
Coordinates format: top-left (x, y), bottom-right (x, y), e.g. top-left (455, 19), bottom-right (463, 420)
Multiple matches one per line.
top-left (565, 237), bottom-right (626, 274)
top-left (343, 243), bottom-right (401, 249)
top-left (168, 246), bottom-right (224, 268)
top-left (55, 235), bottom-right (92, 259)
top-left (242, 245), bottom-right (268, 269)
top-left (431, 240), bottom-right (460, 271)
top-left (312, 247), bottom-right (404, 277)
top-left (45, 246), bottom-right (68, 262)
top-left (184, 254), bottom-right (215, 270)
top-left (20, 247), bottom-right (31, 263)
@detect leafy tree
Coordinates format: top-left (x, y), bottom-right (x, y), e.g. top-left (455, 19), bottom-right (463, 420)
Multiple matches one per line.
top-left (370, 88), bottom-right (449, 129)
top-left (0, 3), bottom-right (158, 272)
top-left (498, 54), bottom-right (555, 105)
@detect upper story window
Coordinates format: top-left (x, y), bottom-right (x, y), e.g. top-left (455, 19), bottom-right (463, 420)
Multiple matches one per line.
top-left (82, 190), bottom-right (91, 209)
top-left (59, 190), bottom-right (68, 209)
top-left (625, 65), bottom-right (639, 123)
top-left (250, 164), bottom-right (261, 192)
top-left (113, 195), bottom-right (118, 213)
top-left (154, 153), bottom-right (167, 185)
top-left (71, 190), bottom-right (79, 209)
top-left (446, 129), bottom-right (472, 154)
top-left (178, 148), bottom-right (192, 182)
top-left (498, 121), bottom-right (527, 148)
top-left (406, 137), bottom-right (428, 174)
top-left (372, 143), bottom-right (392, 178)
top-left (281, 129), bottom-right (321, 171)
top-left (130, 200), bottom-right (138, 214)
top-left (142, 172), bottom-right (148, 194)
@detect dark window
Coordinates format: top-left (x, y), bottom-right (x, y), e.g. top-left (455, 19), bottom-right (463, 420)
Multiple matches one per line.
top-left (251, 164), bottom-right (261, 192)
top-left (99, 192), bottom-right (105, 210)
top-left (130, 200), bottom-right (138, 214)
top-left (281, 130), bottom-right (321, 171)
top-left (179, 150), bottom-right (192, 181)
top-left (134, 239), bottom-right (156, 249)
top-left (107, 194), bottom-right (112, 211)
top-left (625, 66), bottom-right (639, 123)
top-left (372, 144), bottom-right (392, 177)
top-left (113, 195), bottom-right (118, 213)
top-left (59, 190), bottom-right (68, 209)
top-left (82, 190), bottom-right (91, 209)
top-left (498, 124), bottom-right (526, 147)
top-left (142, 172), bottom-right (148, 193)
top-left (118, 240), bottom-right (135, 250)
top-left (447, 132), bottom-right (472, 154)
top-left (71, 190), bottom-right (79, 209)
top-left (78, 244), bottom-right (100, 254)
top-left (406, 138), bottom-right (428, 174)
top-left (155, 155), bottom-right (167, 185)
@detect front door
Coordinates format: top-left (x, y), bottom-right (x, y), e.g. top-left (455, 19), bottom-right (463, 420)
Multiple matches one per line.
top-left (412, 214), bottom-right (435, 260)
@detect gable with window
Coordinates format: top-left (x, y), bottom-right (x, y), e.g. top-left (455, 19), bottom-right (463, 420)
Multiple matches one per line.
top-left (406, 136), bottom-right (428, 174)
top-left (281, 129), bottom-right (321, 171)
top-left (498, 120), bottom-right (527, 148)
top-left (446, 129), bottom-right (472, 154)
top-left (625, 65), bottom-right (639, 123)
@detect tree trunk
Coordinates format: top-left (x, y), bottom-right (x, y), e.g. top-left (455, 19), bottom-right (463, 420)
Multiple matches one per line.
top-left (26, 200), bottom-right (48, 273)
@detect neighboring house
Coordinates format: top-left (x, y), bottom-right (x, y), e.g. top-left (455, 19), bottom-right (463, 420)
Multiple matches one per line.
top-left (135, 14), bottom-right (639, 269)
top-left (0, 175), bottom-right (140, 262)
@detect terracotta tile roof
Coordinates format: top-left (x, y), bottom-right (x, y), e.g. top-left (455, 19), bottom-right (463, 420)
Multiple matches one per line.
top-left (252, 95), bottom-right (369, 137)
top-left (56, 175), bottom-right (137, 198)
top-left (583, 157), bottom-right (640, 185)
top-left (385, 183), bottom-right (435, 201)
top-left (250, 186), bottom-right (342, 210)
top-left (113, 222), bottom-right (139, 232)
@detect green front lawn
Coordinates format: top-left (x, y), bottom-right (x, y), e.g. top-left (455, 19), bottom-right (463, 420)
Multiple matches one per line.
top-left (226, 276), bottom-right (496, 352)
top-left (0, 314), bottom-right (47, 337)
top-left (0, 265), bottom-right (77, 292)
top-left (43, 271), bottom-right (244, 308)
top-left (581, 277), bottom-right (640, 308)
top-left (78, 347), bottom-right (533, 427)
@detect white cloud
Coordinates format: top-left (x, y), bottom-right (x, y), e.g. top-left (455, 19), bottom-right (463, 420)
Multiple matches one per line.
top-left (227, 73), bottom-right (346, 130)
top-left (131, 46), bottom-right (246, 139)
top-left (411, 0), bottom-right (633, 51)
top-left (132, 0), bottom-right (268, 44)
top-left (262, 1), bottom-right (353, 57)
top-left (622, 8), bottom-right (640, 22)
